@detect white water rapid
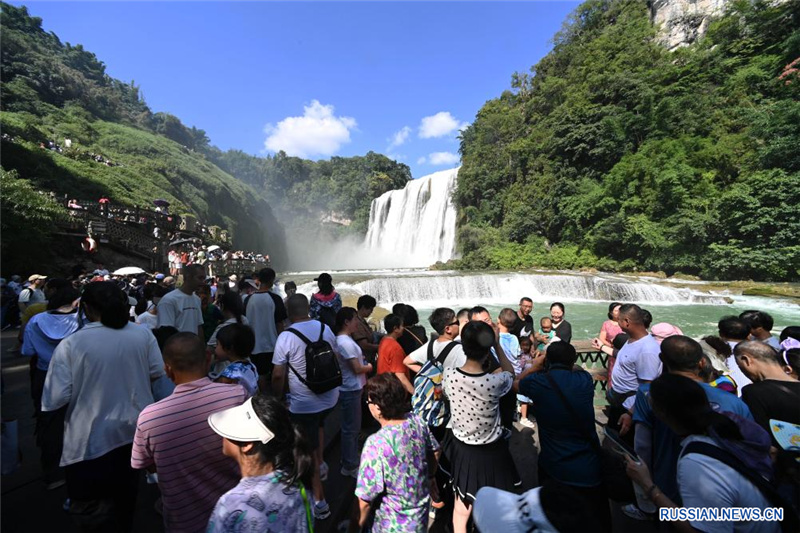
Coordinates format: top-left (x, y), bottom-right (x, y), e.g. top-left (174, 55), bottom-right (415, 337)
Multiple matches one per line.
top-left (294, 271), bottom-right (730, 308)
top-left (364, 168), bottom-right (459, 267)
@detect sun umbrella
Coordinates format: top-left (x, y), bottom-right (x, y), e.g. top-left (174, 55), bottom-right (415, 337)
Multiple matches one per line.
top-left (153, 199), bottom-right (171, 207)
top-left (206, 245), bottom-right (221, 252)
top-left (113, 266), bottom-right (146, 276)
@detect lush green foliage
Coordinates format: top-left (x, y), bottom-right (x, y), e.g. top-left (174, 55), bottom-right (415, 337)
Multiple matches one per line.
top-left (0, 2), bottom-right (287, 267)
top-left (208, 149), bottom-right (411, 235)
top-left (455, 0), bottom-right (800, 280)
top-left (0, 168), bottom-right (69, 272)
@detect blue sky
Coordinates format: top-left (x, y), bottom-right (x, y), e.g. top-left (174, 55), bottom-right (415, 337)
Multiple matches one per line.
top-left (12, 1), bottom-right (579, 178)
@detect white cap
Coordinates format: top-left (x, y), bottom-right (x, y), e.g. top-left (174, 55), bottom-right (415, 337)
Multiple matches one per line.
top-left (208, 397), bottom-right (274, 444)
top-left (473, 487), bottom-right (558, 533)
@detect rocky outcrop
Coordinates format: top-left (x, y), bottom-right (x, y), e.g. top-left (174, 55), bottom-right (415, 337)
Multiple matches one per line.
top-left (649, 0), bottom-right (729, 51)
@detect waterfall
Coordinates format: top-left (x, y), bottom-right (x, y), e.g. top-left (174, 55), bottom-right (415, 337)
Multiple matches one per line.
top-left (296, 272), bottom-right (728, 307)
top-left (364, 168), bottom-right (459, 267)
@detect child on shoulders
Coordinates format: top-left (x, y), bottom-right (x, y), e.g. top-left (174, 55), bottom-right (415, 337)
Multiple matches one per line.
top-left (211, 323), bottom-right (259, 397)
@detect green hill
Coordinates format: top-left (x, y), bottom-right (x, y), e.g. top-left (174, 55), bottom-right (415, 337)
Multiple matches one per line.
top-left (455, 0), bottom-right (800, 281)
top-left (0, 3), bottom-right (288, 272)
top-left (208, 148), bottom-right (411, 235)
top-left (0, 2), bottom-right (413, 273)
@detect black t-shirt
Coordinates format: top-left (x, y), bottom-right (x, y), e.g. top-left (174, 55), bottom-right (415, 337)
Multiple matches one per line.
top-left (741, 379), bottom-right (800, 443)
top-left (510, 314), bottom-right (534, 338)
top-left (269, 292), bottom-right (288, 325)
top-left (398, 325), bottom-right (428, 356)
top-left (554, 320), bottom-right (572, 344)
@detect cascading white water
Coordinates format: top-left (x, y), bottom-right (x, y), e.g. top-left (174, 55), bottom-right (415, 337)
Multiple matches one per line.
top-left (295, 271), bottom-right (729, 307)
top-left (364, 168), bottom-right (459, 267)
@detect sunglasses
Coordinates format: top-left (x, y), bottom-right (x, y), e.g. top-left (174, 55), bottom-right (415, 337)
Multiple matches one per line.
top-left (448, 320), bottom-right (460, 327)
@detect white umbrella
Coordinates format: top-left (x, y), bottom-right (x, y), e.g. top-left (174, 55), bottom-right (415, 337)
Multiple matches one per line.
top-left (113, 266), bottom-right (146, 276)
top-left (206, 245), bottom-right (221, 252)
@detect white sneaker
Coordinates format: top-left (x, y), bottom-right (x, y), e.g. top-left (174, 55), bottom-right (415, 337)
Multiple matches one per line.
top-left (319, 461), bottom-right (329, 481)
top-left (621, 503), bottom-right (654, 521)
top-left (519, 418), bottom-right (536, 429)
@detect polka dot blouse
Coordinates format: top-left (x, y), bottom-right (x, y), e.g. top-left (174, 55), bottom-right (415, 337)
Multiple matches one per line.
top-left (443, 368), bottom-right (513, 445)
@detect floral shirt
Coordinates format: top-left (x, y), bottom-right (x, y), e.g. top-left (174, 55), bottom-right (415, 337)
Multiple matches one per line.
top-left (206, 472), bottom-right (309, 533)
top-left (216, 360), bottom-right (259, 398)
top-left (356, 415), bottom-right (439, 532)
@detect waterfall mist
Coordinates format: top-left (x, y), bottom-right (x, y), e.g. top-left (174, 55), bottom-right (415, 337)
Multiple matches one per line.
top-left (284, 167), bottom-right (460, 271)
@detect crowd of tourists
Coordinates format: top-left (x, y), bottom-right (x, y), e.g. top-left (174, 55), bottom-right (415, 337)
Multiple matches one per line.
top-left (166, 247), bottom-right (270, 277)
top-left (2, 268), bottom-right (799, 533)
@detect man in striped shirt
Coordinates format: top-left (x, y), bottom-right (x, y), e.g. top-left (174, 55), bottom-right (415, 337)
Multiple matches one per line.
top-left (132, 333), bottom-right (247, 532)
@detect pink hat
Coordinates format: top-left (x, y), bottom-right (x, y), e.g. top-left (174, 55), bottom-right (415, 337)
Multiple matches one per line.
top-left (651, 322), bottom-right (684, 344)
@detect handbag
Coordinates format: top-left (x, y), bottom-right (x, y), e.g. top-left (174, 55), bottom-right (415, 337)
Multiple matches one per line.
top-left (545, 372), bottom-right (635, 502)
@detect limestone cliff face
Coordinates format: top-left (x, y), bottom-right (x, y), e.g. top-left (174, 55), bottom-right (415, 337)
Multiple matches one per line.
top-left (649, 0), bottom-right (729, 51)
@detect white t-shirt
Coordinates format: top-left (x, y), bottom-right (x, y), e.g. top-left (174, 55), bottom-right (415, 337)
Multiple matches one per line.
top-left (272, 320), bottom-right (340, 414)
top-left (408, 339), bottom-right (467, 370)
top-left (207, 316), bottom-right (250, 348)
top-left (18, 287), bottom-right (45, 307)
top-left (245, 292), bottom-right (279, 354)
top-left (42, 322), bottom-right (165, 466)
top-left (678, 435), bottom-right (779, 533)
top-left (137, 310), bottom-right (159, 329)
top-left (725, 340), bottom-right (753, 396)
top-left (157, 289), bottom-right (203, 334)
top-left (610, 334), bottom-right (662, 410)
top-left (337, 334), bottom-right (367, 392)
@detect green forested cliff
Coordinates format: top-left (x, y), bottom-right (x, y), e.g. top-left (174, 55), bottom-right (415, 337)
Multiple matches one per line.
top-left (0, 3), bottom-right (410, 272)
top-left (3, 1), bottom-right (798, 279)
top-left (0, 2), bottom-right (288, 267)
top-left (455, 0), bottom-right (800, 281)
top-left (207, 149), bottom-right (410, 236)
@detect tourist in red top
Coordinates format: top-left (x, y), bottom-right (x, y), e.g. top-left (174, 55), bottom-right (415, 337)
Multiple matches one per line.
top-left (377, 314), bottom-right (413, 394)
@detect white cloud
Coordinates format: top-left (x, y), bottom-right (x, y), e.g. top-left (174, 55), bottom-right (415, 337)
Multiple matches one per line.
top-left (417, 156), bottom-right (427, 165)
top-left (264, 100), bottom-right (356, 158)
top-left (428, 152), bottom-right (460, 166)
top-left (418, 112), bottom-right (468, 139)
top-left (387, 126), bottom-right (411, 151)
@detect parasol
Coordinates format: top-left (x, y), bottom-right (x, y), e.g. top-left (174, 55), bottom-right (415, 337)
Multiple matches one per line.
top-left (112, 266), bottom-right (146, 276)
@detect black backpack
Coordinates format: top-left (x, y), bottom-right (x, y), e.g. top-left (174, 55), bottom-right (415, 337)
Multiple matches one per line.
top-left (316, 305), bottom-right (337, 330)
top-left (286, 324), bottom-right (342, 394)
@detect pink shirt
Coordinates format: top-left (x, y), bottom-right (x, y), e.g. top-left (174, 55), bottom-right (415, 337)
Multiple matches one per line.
top-left (132, 378), bottom-right (247, 533)
top-left (600, 320), bottom-right (623, 343)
